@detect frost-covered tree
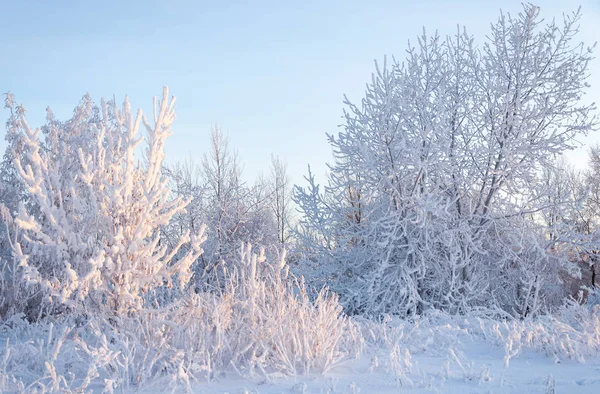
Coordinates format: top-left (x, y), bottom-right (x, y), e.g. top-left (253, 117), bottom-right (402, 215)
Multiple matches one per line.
top-left (0, 94), bottom-right (29, 318)
top-left (1, 87), bottom-right (206, 319)
top-left (200, 127), bottom-right (244, 264)
top-left (295, 4), bottom-right (597, 317)
top-left (164, 157), bottom-right (205, 241)
top-left (164, 128), bottom-right (279, 290)
top-left (270, 154), bottom-right (293, 246)
top-left (571, 146), bottom-right (600, 288)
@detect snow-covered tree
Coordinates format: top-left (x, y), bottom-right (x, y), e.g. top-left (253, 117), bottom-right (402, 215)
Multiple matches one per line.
top-left (0, 94), bottom-right (29, 318)
top-left (269, 154), bottom-right (293, 246)
top-left (295, 4), bottom-right (597, 317)
top-left (570, 146), bottom-right (600, 289)
top-left (1, 87), bottom-right (206, 319)
top-left (163, 127), bottom-right (280, 290)
top-left (163, 157), bottom-right (205, 242)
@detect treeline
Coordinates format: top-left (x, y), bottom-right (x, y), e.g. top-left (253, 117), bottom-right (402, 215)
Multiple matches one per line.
top-left (0, 4), bottom-right (599, 324)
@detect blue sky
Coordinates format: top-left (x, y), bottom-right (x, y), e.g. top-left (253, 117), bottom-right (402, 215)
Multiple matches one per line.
top-left (1, 0), bottom-right (599, 186)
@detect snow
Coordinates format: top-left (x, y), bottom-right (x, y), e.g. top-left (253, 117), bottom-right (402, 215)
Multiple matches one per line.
top-left (181, 350), bottom-right (600, 393)
top-left (1, 5), bottom-right (599, 393)
top-left (3, 311), bottom-right (600, 393)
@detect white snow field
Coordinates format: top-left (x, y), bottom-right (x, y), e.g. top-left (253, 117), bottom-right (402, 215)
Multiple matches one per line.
top-left (188, 352), bottom-right (600, 394)
top-left (2, 306), bottom-right (600, 393)
top-left (183, 313), bottom-right (600, 394)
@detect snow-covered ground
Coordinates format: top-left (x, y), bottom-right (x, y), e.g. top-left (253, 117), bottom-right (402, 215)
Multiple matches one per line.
top-left (3, 307), bottom-right (600, 393)
top-left (186, 351), bottom-right (600, 394)
top-left (186, 316), bottom-right (600, 394)
top-left (182, 341), bottom-right (600, 394)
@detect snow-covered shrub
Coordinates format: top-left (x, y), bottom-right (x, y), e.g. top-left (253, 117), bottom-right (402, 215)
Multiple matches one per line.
top-left (0, 211), bottom-right (27, 320)
top-left (358, 307), bottom-right (600, 374)
top-left (92, 244), bottom-right (362, 388)
top-left (1, 245), bottom-right (362, 392)
top-left (1, 87), bottom-right (206, 319)
top-left (0, 316), bottom-right (91, 393)
top-left (475, 309), bottom-right (600, 363)
top-left (3, 287), bottom-right (600, 392)
top-left (585, 287), bottom-right (600, 308)
top-left (0, 245), bottom-right (363, 392)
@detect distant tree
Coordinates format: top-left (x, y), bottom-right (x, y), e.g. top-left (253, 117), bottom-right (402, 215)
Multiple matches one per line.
top-left (164, 157), bottom-right (205, 239)
top-left (201, 127), bottom-right (242, 264)
top-left (577, 145), bottom-right (600, 287)
top-left (270, 154), bottom-right (293, 246)
top-left (163, 127), bottom-right (279, 290)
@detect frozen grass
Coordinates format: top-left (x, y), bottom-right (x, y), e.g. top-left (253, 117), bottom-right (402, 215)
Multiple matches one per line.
top-left (2, 300), bottom-right (600, 392)
top-left (2, 249), bottom-right (600, 393)
top-left (0, 244), bottom-right (363, 393)
top-left (360, 304), bottom-right (600, 364)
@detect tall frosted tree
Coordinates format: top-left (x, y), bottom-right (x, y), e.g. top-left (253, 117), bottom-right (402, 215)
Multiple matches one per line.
top-left (295, 5), bottom-right (597, 317)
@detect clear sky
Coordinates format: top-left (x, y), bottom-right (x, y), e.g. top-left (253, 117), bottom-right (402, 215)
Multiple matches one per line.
top-left (1, 0), bottom-right (599, 186)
